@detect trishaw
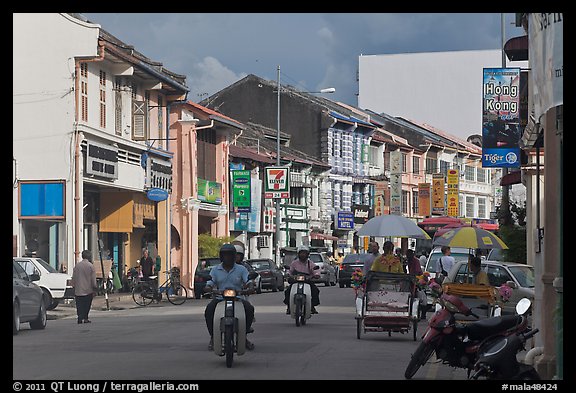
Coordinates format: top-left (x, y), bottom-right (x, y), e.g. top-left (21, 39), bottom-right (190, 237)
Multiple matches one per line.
top-left (438, 283), bottom-right (501, 322)
top-left (355, 271), bottom-right (420, 341)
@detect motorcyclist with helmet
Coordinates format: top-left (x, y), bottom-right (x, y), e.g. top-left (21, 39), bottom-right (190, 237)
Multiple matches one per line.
top-left (283, 245), bottom-right (321, 315)
top-left (234, 243), bottom-right (257, 333)
top-left (204, 244), bottom-right (255, 351)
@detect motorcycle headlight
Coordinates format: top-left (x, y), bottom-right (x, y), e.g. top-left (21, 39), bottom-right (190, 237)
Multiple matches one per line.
top-left (223, 289), bottom-right (237, 297)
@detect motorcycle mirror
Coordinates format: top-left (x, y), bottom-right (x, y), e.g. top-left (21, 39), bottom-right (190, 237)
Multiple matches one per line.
top-left (516, 298), bottom-right (532, 315)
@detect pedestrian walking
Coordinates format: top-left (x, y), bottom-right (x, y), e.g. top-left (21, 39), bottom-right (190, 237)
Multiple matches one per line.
top-left (71, 250), bottom-right (97, 324)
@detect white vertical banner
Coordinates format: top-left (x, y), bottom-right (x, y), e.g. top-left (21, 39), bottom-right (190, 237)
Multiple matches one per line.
top-left (390, 149), bottom-right (402, 215)
top-left (529, 13), bottom-right (563, 120)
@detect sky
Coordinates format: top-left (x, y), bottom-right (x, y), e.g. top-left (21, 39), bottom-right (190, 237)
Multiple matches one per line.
top-left (84, 13), bottom-right (526, 138)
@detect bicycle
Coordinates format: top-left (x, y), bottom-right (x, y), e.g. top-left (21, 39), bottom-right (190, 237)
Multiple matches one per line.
top-left (132, 267), bottom-right (188, 306)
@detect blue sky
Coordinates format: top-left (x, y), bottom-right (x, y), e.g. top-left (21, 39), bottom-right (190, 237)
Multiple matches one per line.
top-left (85, 13), bottom-right (525, 119)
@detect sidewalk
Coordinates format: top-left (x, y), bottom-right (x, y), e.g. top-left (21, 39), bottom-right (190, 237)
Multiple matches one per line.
top-left (48, 292), bottom-right (146, 320)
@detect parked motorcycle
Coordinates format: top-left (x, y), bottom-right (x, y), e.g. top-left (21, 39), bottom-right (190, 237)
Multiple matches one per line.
top-left (404, 293), bottom-right (529, 379)
top-left (470, 299), bottom-right (540, 380)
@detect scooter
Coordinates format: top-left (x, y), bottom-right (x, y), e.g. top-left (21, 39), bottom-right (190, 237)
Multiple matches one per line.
top-left (212, 272), bottom-right (257, 368)
top-left (404, 293), bottom-right (529, 379)
top-left (288, 265), bottom-right (320, 327)
top-left (470, 299), bottom-right (540, 380)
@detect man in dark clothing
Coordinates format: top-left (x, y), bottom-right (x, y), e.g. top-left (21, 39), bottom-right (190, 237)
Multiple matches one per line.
top-left (406, 249), bottom-right (423, 275)
top-left (140, 249), bottom-right (154, 279)
top-left (71, 250), bottom-right (97, 324)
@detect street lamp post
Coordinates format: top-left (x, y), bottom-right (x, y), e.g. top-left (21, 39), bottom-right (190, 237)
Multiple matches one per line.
top-left (274, 65), bottom-right (334, 267)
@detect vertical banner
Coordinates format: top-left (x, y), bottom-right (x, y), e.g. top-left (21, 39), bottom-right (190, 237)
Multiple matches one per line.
top-left (418, 183), bottom-right (431, 217)
top-left (446, 169), bottom-right (459, 217)
top-left (231, 170), bottom-right (251, 212)
top-left (247, 179), bottom-right (262, 233)
top-left (432, 174), bottom-right (445, 216)
top-left (374, 181), bottom-right (386, 216)
top-left (482, 68), bottom-right (521, 168)
top-left (529, 13), bottom-right (563, 120)
top-left (389, 150), bottom-right (402, 215)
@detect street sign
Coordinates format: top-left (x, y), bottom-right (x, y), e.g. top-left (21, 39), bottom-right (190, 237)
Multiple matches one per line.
top-left (264, 166), bottom-right (290, 199)
top-left (232, 170), bottom-right (251, 212)
top-left (336, 211), bottom-right (354, 230)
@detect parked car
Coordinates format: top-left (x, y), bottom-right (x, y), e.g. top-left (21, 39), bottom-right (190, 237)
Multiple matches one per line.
top-left (13, 260), bottom-right (47, 335)
top-left (424, 246), bottom-right (473, 278)
top-left (193, 257), bottom-right (221, 299)
top-left (444, 259), bottom-right (535, 315)
top-left (14, 257), bottom-right (73, 310)
top-left (339, 254), bottom-right (371, 288)
top-left (308, 252), bottom-right (337, 287)
top-left (246, 259), bottom-right (284, 293)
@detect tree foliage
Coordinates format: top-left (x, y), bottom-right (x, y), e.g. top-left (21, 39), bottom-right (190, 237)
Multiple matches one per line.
top-left (497, 225), bottom-right (527, 264)
top-left (198, 234), bottom-right (234, 258)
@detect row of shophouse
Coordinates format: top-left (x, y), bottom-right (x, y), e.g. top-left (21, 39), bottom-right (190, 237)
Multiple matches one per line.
top-left (13, 13), bottom-right (495, 295)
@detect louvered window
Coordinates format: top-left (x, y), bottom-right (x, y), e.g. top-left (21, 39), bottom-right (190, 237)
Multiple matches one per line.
top-left (132, 100), bottom-right (146, 140)
top-left (99, 70), bottom-right (106, 129)
top-left (114, 78), bottom-right (122, 135)
top-left (80, 63), bottom-right (88, 122)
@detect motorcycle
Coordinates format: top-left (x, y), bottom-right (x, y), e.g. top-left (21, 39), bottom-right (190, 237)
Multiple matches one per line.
top-left (288, 265), bottom-right (320, 327)
top-left (404, 293), bottom-right (530, 379)
top-left (212, 272), bottom-right (258, 368)
top-left (470, 299), bottom-right (540, 380)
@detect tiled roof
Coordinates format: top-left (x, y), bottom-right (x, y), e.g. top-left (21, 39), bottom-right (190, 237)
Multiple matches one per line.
top-left (409, 120), bottom-right (482, 154)
top-left (183, 101), bottom-right (244, 129)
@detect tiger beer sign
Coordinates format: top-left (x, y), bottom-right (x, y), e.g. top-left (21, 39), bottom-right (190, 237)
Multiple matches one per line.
top-left (264, 166), bottom-right (290, 199)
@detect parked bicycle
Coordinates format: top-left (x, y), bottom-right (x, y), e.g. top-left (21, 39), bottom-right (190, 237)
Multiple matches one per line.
top-left (132, 267), bottom-right (188, 306)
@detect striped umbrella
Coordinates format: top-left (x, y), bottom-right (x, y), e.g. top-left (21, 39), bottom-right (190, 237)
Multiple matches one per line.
top-left (432, 226), bottom-right (508, 249)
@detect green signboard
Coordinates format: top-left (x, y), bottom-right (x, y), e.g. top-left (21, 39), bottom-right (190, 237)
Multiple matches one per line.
top-left (232, 170), bottom-right (251, 212)
top-left (197, 179), bottom-right (222, 205)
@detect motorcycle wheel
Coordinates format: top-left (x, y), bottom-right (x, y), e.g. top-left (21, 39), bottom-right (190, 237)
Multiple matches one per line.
top-left (295, 300), bottom-right (301, 327)
top-left (225, 325), bottom-right (234, 368)
top-left (405, 341), bottom-right (436, 379)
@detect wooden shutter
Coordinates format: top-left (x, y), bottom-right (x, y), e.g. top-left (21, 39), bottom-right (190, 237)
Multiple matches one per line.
top-left (132, 100), bottom-right (146, 140)
top-left (115, 90), bottom-right (122, 135)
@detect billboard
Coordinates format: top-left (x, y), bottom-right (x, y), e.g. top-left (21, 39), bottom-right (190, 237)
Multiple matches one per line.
top-left (352, 205), bottom-right (372, 224)
top-left (432, 174), bottom-right (445, 216)
top-left (389, 150), bottom-right (402, 215)
top-left (418, 183), bottom-right (431, 217)
top-left (482, 68), bottom-right (521, 168)
top-left (446, 169), bottom-right (459, 217)
top-left (197, 179), bottom-right (222, 205)
top-left (231, 170), bottom-right (251, 212)
top-left (336, 211), bottom-right (354, 230)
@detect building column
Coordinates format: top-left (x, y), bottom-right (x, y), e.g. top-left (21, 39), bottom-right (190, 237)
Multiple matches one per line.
top-left (535, 108), bottom-right (561, 379)
top-left (189, 199), bottom-right (200, 292)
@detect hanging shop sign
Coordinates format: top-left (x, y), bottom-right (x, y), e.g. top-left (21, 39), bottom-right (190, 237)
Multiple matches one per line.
top-left (264, 166), bottom-right (290, 199)
top-left (389, 150), bottom-right (402, 215)
top-left (432, 174), bottom-right (445, 216)
top-left (418, 183), bottom-right (431, 217)
top-left (482, 68), bottom-right (521, 168)
top-left (352, 204), bottom-right (372, 224)
top-left (145, 155), bottom-right (173, 193)
top-left (147, 188), bottom-right (169, 202)
top-left (336, 211), bottom-right (354, 230)
top-left (197, 179), bottom-right (222, 205)
top-left (446, 169), bottom-right (459, 217)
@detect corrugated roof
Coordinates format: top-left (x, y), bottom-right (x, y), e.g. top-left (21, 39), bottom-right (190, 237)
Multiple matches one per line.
top-left (229, 145), bottom-right (275, 164)
top-left (410, 120), bottom-right (482, 154)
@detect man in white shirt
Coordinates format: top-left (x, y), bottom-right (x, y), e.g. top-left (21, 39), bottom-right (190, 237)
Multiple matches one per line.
top-left (436, 246), bottom-right (455, 277)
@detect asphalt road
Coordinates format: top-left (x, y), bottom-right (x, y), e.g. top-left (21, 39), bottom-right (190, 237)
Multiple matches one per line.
top-left (13, 285), bottom-right (468, 380)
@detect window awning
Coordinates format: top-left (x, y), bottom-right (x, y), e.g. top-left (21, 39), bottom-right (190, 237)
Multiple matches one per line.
top-left (310, 232), bottom-right (338, 241)
top-left (500, 170), bottom-right (521, 186)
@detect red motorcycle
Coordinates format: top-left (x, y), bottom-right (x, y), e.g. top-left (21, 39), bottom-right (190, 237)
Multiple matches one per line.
top-left (404, 293), bottom-right (529, 379)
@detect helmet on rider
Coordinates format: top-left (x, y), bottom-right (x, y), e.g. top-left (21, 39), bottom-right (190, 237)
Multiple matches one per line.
top-left (297, 245), bottom-right (310, 261)
top-left (234, 244), bottom-right (245, 263)
top-left (219, 244), bottom-right (237, 264)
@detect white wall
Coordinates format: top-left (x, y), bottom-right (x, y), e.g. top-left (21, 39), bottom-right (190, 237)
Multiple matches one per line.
top-left (13, 14), bottom-right (100, 261)
top-left (359, 50), bottom-right (528, 139)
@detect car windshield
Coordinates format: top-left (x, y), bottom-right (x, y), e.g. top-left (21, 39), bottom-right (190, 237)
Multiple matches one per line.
top-left (249, 261), bottom-right (272, 271)
top-left (309, 254), bottom-right (323, 263)
top-left (342, 254), bottom-right (370, 265)
top-left (508, 266), bottom-right (535, 288)
top-left (427, 253), bottom-right (471, 273)
top-left (197, 259), bottom-right (220, 272)
top-left (34, 258), bottom-right (58, 273)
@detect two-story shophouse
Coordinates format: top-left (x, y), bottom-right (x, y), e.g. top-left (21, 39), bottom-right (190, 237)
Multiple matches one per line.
top-left (14, 14), bottom-right (188, 279)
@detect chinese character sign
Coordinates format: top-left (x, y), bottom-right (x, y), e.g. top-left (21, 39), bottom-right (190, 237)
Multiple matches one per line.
top-left (482, 68), bottom-right (521, 168)
top-left (432, 174), bottom-right (445, 216)
top-left (446, 169), bottom-right (459, 217)
top-left (418, 183), bottom-right (431, 217)
top-left (389, 150), bottom-right (402, 215)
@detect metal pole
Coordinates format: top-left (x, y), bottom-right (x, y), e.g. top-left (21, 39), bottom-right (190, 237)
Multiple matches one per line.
top-left (275, 65), bottom-right (282, 268)
top-left (500, 12), bottom-right (511, 226)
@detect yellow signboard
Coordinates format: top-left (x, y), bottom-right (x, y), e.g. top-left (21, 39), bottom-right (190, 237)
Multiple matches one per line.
top-left (446, 169), bottom-right (459, 217)
top-left (418, 183), bottom-right (431, 217)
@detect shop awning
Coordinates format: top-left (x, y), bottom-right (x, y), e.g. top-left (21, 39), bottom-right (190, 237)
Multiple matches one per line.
top-left (500, 170), bottom-right (521, 186)
top-left (99, 192), bottom-right (134, 233)
top-left (310, 232), bottom-right (338, 241)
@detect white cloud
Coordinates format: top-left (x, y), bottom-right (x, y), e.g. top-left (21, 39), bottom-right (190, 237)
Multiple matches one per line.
top-left (317, 26), bottom-right (334, 43)
top-left (186, 56), bottom-right (247, 100)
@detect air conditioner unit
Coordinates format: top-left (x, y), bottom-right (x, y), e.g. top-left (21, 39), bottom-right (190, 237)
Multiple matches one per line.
top-left (257, 236), bottom-right (269, 249)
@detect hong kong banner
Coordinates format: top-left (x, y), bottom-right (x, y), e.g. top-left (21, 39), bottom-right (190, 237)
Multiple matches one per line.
top-left (482, 68), bottom-right (521, 168)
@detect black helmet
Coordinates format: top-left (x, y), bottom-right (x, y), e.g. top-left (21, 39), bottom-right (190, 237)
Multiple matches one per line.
top-left (219, 244), bottom-right (237, 261)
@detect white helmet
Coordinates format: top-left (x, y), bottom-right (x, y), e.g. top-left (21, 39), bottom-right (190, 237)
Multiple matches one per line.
top-left (297, 245), bottom-right (310, 254)
top-left (234, 244), bottom-right (245, 255)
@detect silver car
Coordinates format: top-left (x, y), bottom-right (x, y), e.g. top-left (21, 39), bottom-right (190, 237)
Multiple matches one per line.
top-left (13, 260), bottom-right (47, 335)
top-left (309, 253), bottom-right (337, 287)
top-left (445, 259), bottom-right (535, 315)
